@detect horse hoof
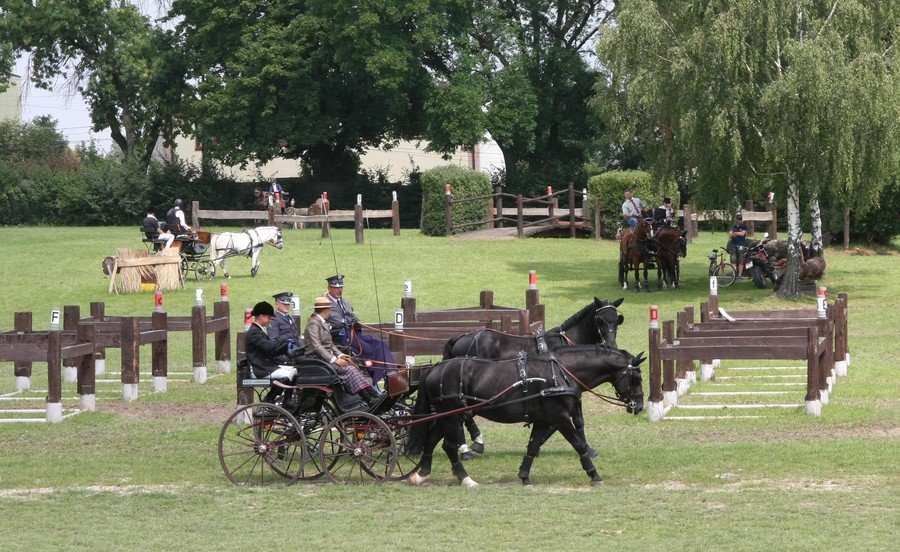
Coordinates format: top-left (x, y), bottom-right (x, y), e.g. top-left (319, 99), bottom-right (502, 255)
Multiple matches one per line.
top-left (520, 477), bottom-right (531, 486)
top-left (409, 471), bottom-right (430, 486)
top-left (460, 477), bottom-right (479, 488)
top-left (460, 451), bottom-right (477, 461)
top-left (589, 479), bottom-right (605, 488)
top-left (470, 442), bottom-right (484, 455)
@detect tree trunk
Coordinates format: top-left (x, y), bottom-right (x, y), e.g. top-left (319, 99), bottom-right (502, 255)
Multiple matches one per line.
top-left (777, 174), bottom-right (803, 297)
top-left (499, 145), bottom-right (519, 191)
top-left (809, 192), bottom-right (823, 256)
top-left (843, 207), bottom-right (850, 250)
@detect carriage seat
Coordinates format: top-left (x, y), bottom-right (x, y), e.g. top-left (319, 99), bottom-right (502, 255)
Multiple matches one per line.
top-left (141, 230), bottom-right (168, 252)
top-left (236, 357), bottom-right (340, 389)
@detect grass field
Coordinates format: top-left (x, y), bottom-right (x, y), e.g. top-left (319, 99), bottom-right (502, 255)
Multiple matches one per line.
top-left (0, 226), bottom-right (897, 551)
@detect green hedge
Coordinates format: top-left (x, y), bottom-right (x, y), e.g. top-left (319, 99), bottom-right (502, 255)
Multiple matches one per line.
top-left (420, 165), bottom-right (492, 236)
top-left (587, 170), bottom-right (680, 238)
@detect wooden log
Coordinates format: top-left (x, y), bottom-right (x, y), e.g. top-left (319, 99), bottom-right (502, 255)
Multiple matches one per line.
top-left (13, 311), bottom-right (32, 380)
top-left (568, 182), bottom-right (576, 238)
top-left (648, 325), bottom-right (663, 403)
top-left (76, 323), bottom-right (96, 398)
top-left (593, 197), bottom-right (602, 241)
top-left (47, 330), bottom-right (62, 403)
top-left (191, 305), bottom-right (207, 383)
top-left (214, 301), bottom-right (231, 374)
top-left (121, 317), bottom-right (140, 385)
top-left (445, 193), bottom-right (453, 236)
top-left (152, 311), bottom-right (168, 381)
top-left (391, 196), bottom-right (400, 236)
top-left (354, 203), bottom-right (364, 244)
top-left (805, 327), bottom-right (820, 401)
top-left (767, 202), bottom-right (778, 239)
top-left (662, 321), bottom-right (676, 394)
top-left (63, 306), bottom-right (80, 376)
top-left (517, 195), bottom-right (524, 238)
top-left (480, 290), bottom-right (494, 309)
top-left (401, 297), bottom-right (416, 324)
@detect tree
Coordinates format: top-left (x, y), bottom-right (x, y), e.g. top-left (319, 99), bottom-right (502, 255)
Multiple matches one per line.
top-left (599, 1), bottom-right (900, 296)
top-left (171, 0), bottom-right (433, 183)
top-left (421, 1), bottom-right (612, 194)
top-left (0, 1), bottom-right (189, 169)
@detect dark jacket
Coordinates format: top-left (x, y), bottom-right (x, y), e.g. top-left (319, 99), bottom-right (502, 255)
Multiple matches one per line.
top-left (141, 215), bottom-right (160, 239)
top-left (165, 207), bottom-right (188, 234)
top-left (245, 322), bottom-right (288, 377)
top-left (268, 310), bottom-right (300, 341)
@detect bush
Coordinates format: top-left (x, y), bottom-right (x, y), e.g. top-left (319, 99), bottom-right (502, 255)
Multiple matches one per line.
top-left (587, 170), bottom-right (680, 238)
top-left (419, 165), bottom-right (492, 236)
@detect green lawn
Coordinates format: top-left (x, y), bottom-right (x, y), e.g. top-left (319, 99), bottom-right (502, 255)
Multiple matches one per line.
top-left (0, 226), bottom-right (897, 551)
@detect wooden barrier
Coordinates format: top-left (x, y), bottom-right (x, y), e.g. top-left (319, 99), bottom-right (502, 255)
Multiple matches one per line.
top-left (192, 194), bottom-right (400, 245)
top-left (645, 292), bottom-right (848, 420)
top-left (680, 202), bottom-right (778, 243)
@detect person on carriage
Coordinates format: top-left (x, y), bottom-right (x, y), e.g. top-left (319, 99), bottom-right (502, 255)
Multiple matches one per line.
top-left (622, 190), bottom-right (655, 254)
top-left (304, 296), bottom-right (383, 407)
top-left (165, 198), bottom-right (194, 239)
top-left (244, 301), bottom-right (299, 409)
top-left (268, 291), bottom-right (305, 362)
top-left (649, 198), bottom-right (675, 238)
top-left (324, 274), bottom-right (397, 386)
top-left (141, 209), bottom-right (174, 250)
top-left (728, 212), bottom-right (749, 280)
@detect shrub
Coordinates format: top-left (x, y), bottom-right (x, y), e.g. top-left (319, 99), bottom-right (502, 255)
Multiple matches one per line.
top-left (419, 165), bottom-right (492, 236)
top-left (587, 170), bottom-right (680, 238)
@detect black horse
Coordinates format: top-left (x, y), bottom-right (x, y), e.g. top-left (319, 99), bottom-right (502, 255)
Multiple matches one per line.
top-left (444, 297), bottom-right (625, 358)
top-left (406, 346), bottom-right (645, 487)
top-left (443, 297), bottom-right (625, 458)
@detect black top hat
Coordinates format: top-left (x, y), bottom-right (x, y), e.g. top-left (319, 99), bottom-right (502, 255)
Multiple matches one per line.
top-left (272, 291), bottom-right (293, 305)
top-left (251, 301), bottom-right (275, 317)
top-left (663, 197), bottom-right (672, 204)
top-left (326, 275), bottom-right (345, 288)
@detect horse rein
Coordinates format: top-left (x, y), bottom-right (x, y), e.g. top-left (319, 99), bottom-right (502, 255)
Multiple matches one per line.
top-left (551, 355), bottom-right (640, 408)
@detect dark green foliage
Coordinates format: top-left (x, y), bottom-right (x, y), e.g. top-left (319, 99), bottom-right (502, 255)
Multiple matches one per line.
top-left (823, 179), bottom-right (900, 245)
top-left (587, 170), bottom-right (679, 238)
top-left (420, 165), bottom-right (491, 236)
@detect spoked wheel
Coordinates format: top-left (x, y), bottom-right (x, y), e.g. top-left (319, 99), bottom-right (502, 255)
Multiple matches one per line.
top-left (218, 403), bottom-right (309, 485)
top-left (288, 399), bottom-right (339, 482)
top-left (713, 263), bottom-right (737, 287)
top-left (384, 404), bottom-right (423, 481)
top-left (195, 260), bottom-right (214, 281)
top-left (319, 412), bottom-right (396, 484)
top-left (180, 258), bottom-right (189, 281)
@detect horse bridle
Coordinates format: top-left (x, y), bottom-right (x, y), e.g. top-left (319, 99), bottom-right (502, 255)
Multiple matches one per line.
top-left (593, 305), bottom-right (622, 346)
top-left (552, 354), bottom-right (642, 410)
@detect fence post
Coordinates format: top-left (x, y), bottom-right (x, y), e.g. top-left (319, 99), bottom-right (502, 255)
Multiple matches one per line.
top-left (321, 194), bottom-right (330, 239)
top-left (567, 182), bottom-right (576, 238)
top-left (401, 296), bottom-right (416, 324)
top-left (681, 306), bottom-right (696, 384)
top-left (662, 320), bottom-right (677, 407)
top-left (354, 195), bottom-right (364, 244)
top-left (647, 306), bottom-right (665, 421)
top-left (235, 332), bottom-right (254, 407)
top-left (46, 329), bottom-right (63, 422)
top-left (444, 186), bottom-right (453, 236)
top-left (593, 197), bottom-right (602, 241)
top-left (494, 186), bottom-right (503, 228)
top-left (479, 290), bottom-right (494, 309)
top-left (835, 292), bottom-right (849, 375)
top-left (516, 195), bottom-right (524, 238)
top-left (391, 191), bottom-right (400, 236)
top-left (90, 302), bottom-right (107, 374)
top-left (192, 304), bottom-right (208, 384)
top-left (805, 326), bottom-right (821, 416)
top-left (214, 300), bottom-right (231, 374)
top-left (675, 311), bottom-right (689, 395)
top-left (13, 311), bottom-right (32, 391)
top-left (121, 317), bottom-right (140, 402)
top-left (192, 200), bottom-right (200, 229)
top-left (767, 201), bottom-right (778, 239)
top-left (745, 200), bottom-right (755, 235)
top-left (63, 305), bottom-right (80, 383)
top-left (150, 311), bottom-right (168, 393)
top-left (77, 322), bottom-right (97, 412)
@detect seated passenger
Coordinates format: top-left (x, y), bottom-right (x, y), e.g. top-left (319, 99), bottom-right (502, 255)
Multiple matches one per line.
top-left (141, 209), bottom-right (174, 250)
top-left (305, 296), bottom-right (382, 407)
top-left (268, 291), bottom-right (305, 363)
top-left (324, 274), bottom-right (397, 386)
top-left (165, 198), bottom-right (194, 238)
top-left (244, 301), bottom-right (297, 408)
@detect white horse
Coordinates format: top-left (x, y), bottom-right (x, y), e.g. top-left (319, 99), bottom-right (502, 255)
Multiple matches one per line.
top-left (208, 226), bottom-right (284, 278)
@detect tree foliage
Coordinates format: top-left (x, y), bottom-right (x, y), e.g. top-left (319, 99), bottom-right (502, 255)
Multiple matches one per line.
top-left (171, 0), bottom-right (433, 182)
top-left (0, 1), bottom-right (189, 168)
top-left (419, 164), bottom-right (491, 236)
top-left (599, 0), bottom-right (900, 294)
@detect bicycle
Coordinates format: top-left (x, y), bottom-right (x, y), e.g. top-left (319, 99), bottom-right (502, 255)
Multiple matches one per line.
top-left (707, 248), bottom-right (736, 287)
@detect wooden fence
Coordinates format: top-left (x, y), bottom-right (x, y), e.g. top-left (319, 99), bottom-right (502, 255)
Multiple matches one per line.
top-left (681, 200), bottom-right (778, 243)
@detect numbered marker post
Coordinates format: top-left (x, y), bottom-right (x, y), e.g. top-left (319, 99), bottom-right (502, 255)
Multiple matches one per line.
top-left (649, 305), bottom-right (659, 329)
top-left (290, 296), bottom-right (301, 316)
top-left (403, 280), bottom-right (413, 298)
top-left (394, 309), bottom-right (404, 332)
top-left (243, 308), bottom-right (253, 330)
top-left (817, 287), bottom-right (827, 318)
top-left (709, 275), bottom-right (718, 296)
top-left (220, 283), bottom-right (229, 302)
top-left (154, 291), bottom-right (163, 312)
top-left (49, 307), bottom-right (61, 331)
top-left (195, 288), bottom-right (204, 307)
top-left (528, 270), bottom-right (538, 290)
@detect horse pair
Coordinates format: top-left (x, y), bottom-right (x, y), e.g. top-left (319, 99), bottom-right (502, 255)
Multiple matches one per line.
top-left (619, 218), bottom-right (686, 291)
top-left (406, 298), bottom-right (645, 487)
top-left (207, 226), bottom-right (284, 278)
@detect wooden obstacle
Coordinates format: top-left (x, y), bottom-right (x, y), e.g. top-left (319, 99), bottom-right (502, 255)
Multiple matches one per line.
top-left (645, 290), bottom-right (849, 420)
top-left (680, 200), bottom-right (777, 243)
top-left (107, 248), bottom-right (182, 294)
top-left (445, 182), bottom-right (591, 238)
top-left (192, 193), bottom-right (400, 245)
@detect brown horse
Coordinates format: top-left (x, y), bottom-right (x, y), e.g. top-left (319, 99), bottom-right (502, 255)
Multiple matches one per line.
top-left (652, 225), bottom-right (685, 290)
top-left (619, 218), bottom-right (653, 292)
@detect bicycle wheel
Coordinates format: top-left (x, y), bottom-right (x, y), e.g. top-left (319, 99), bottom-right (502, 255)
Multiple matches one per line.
top-left (713, 263), bottom-right (736, 287)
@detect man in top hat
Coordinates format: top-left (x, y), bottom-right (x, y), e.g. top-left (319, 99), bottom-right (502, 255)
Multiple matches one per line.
top-left (269, 292), bottom-right (304, 360)
top-left (325, 274), bottom-right (397, 385)
top-left (244, 301), bottom-right (297, 407)
top-left (729, 212), bottom-right (749, 280)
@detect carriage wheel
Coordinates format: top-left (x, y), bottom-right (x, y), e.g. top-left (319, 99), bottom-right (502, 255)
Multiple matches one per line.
top-left (218, 403), bottom-right (309, 485)
top-left (288, 398), bottom-right (339, 482)
top-left (319, 412), bottom-right (396, 484)
top-left (180, 258), bottom-right (189, 280)
top-left (195, 260), bottom-right (214, 281)
top-left (384, 405), bottom-right (423, 481)
top-left (713, 263), bottom-right (736, 287)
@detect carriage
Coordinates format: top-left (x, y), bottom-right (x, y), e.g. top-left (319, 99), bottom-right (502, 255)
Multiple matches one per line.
top-left (619, 214), bottom-right (686, 291)
top-left (175, 231), bottom-right (215, 281)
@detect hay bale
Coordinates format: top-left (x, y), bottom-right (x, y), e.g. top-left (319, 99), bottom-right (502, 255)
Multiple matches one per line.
top-left (154, 248), bottom-right (182, 291)
top-left (117, 249), bottom-right (148, 293)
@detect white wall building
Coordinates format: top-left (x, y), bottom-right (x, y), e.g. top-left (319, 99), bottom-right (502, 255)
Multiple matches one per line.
top-left (0, 75), bottom-right (22, 122)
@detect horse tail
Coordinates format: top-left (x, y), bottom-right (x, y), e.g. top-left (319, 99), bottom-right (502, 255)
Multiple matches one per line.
top-left (406, 366), bottom-right (435, 455)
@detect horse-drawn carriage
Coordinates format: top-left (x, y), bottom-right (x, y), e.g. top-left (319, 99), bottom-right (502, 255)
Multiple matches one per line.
top-left (619, 214), bottom-right (687, 292)
top-left (219, 299), bottom-right (645, 487)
